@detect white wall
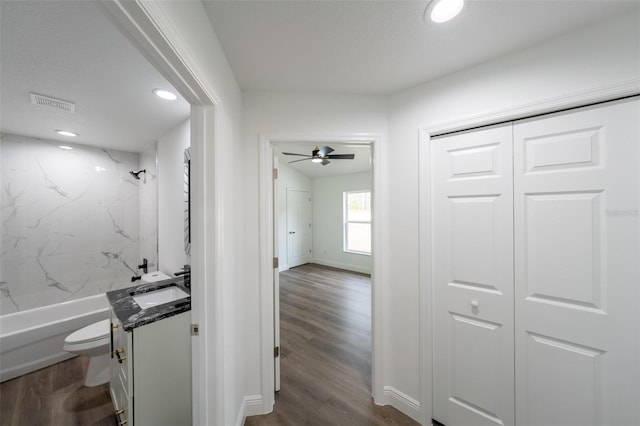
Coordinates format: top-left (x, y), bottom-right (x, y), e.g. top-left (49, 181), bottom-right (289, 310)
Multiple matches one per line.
top-left (141, 3), bottom-right (245, 425)
top-left (242, 91), bottom-right (388, 405)
top-left (385, 12), bottom-right (640, 408)
top-left (277, 161), bottom-right (311, 271)
top-left (312, 172), bottom-right (372, 274)
top-left (158, 118), bottom-right (190, 276)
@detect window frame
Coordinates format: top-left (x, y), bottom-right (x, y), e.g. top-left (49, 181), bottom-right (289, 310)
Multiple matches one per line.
top-left (343, 190), bottom-right (372, 255)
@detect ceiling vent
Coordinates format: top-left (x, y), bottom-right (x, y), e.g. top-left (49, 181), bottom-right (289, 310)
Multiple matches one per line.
top-left (29, 93), bottom-right (76, 113)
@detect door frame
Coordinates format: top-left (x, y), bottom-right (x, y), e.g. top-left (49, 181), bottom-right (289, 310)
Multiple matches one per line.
top-left (418, 81), bottom-right (640, 425)
top-left (100, 1), bottom-right (220, 424)
top-left (258, 133), bottom-right (386, 413)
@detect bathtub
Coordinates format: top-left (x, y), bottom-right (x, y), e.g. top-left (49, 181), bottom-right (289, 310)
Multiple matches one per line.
top-left (0, 294), bottom-right (109, 383)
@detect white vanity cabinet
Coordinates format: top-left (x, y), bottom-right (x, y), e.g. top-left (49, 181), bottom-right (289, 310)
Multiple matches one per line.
top-left (110, 310), bottom-right (192, 426)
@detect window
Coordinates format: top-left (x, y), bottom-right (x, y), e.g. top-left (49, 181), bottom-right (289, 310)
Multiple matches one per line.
top-left (344, 191), bottom-right (371, 254)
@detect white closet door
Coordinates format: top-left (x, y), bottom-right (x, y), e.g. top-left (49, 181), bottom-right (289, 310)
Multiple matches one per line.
top-left (432, 125), bottom-right (515, 426)
top-left (513, 99), bottom-right (639, 426)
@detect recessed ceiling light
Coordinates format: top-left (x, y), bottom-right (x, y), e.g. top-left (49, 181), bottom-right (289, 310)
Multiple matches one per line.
top-left (59, 145), bottom-right (73, 150)
top-left (426, 0), bottom-right (464, 23)
top-left (153, 89), bottom-right (177, 101)
top-left (55, 130), bottom-right (78, 137)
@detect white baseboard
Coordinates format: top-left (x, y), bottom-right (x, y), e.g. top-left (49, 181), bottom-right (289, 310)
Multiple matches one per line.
top-left (236, 395), bottom-right (265, 425)
top-left (311, 258), bottom-right (372, 275)
top-left (384, 386), bottom-right (421, 423)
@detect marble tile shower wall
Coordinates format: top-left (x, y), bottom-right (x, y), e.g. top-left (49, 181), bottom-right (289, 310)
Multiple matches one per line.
top-left (139, 143), bottom-right (158, 273)
top-left (0, 133), bottom-right (143, 313)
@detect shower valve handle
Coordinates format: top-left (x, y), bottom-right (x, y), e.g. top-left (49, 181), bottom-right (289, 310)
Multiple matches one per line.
top-left (138, 258), bottom-right (148, 274)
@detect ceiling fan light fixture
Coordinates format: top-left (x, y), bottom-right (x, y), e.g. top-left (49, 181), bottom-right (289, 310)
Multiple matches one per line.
top-left (426, 0), bottom-right (464, 23)
top-left (311, 158), bottom-right (323, 163)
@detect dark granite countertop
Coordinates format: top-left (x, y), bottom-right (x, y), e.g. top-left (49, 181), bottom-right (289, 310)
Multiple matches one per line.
top-left (106, 276), bottom-right (191, 331)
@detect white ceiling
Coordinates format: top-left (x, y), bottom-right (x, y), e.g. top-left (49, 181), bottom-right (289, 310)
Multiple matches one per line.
top-left (0, 1), bottom-right (190, 153)
top-left (203, 0), bottom-right (637, 95)
top-left (2, 0), bottom-right (635, 165)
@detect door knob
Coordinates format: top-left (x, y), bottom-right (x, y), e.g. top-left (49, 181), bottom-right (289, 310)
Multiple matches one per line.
top-left (470, 300), bottom-right (479, 308)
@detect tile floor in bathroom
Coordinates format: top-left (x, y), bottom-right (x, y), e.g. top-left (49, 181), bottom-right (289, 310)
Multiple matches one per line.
top-left (0, 356), bottom-right (115, 426)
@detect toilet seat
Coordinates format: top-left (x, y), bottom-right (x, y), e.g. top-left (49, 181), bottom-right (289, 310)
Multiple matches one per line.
top-left (65, 319), bottom-right (110, 344)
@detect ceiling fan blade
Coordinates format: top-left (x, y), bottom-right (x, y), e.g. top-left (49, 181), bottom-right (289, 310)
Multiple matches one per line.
top-left (282, 152), bottom-right (311, 157)
top-left (288, 158), bottom-right (312, 164)
top-left (318, 146), bottom-right (334, 156)
top-left (326, 154), bottom-right (355, 160)
top-left (321, 159), bottom-right (330, 166)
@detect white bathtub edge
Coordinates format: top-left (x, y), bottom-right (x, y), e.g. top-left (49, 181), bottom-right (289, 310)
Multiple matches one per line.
top-left (0, 295), bottom-right (110, 383)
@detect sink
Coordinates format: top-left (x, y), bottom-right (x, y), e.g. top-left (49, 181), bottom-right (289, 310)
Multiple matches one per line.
top-left (132, 286), bottom-right (189, 309)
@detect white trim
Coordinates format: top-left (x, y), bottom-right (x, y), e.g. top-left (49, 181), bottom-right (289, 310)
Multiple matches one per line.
top-left (236, 395), bottom-right (264, 426)
top-left (418, 79), bottom-right (639, 426)
top-left (418, 126), bottom-right (434, 426)
top-left (99, 2), bottom-right (219, 425)
top-left (384, 386), bottom-right (421, 423)
top-left (424, 79), bottom-right (639, 136)
top-left (259, 132), bottom-right (387, 414)
top-left (311, 258), bottom-right (372, 275)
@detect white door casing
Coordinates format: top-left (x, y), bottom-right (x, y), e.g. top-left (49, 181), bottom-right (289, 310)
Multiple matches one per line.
top-left (286, 189), bottom-right (312, 268)
top-left (273, 157), bottom-right (281, 392)
top-left (513, 99), bottom-right (640, 426)
top-left (432, 124), bottom-right (515, 426)
top-left (259, 134), bottom-right (386, 415)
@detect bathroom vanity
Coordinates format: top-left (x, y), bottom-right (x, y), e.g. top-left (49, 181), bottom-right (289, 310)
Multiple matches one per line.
top-left (107, 278), bottom-right (191, 426)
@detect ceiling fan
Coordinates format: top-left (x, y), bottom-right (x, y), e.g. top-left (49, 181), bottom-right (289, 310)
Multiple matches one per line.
top-left (282, 145), bottom-right (355, 166)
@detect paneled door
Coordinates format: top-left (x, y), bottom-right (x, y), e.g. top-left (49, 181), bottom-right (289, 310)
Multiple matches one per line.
top-left (432, 124), bottom-right (515, 426)
top-left (286, 189), bottom-right (312, 268)
top-left (513, 99), bottom-right (639, 426)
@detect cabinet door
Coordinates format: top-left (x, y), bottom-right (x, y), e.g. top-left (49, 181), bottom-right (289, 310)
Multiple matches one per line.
top-left (514, 99), bottom-right (639, 425)
top-left (110, 312), bottom-right (133, 425)
top-left (133, 312), bottom-right (191, 426)
top-left (432, 124), bottom-right (515, 426)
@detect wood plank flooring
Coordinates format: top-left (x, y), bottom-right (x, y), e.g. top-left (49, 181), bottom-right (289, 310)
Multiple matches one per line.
top-left (0, 356), bottom-right (116, 426)
top-left (245, 263), bottom-right (419, 426)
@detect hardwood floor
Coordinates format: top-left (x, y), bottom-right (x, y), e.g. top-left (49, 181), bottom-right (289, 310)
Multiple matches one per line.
top-left (0, 356), bottom-right (115, 426)
top-left (245, 263), bottom-right (419, 426)
top-left (0, 264), bottom-right (419, 426)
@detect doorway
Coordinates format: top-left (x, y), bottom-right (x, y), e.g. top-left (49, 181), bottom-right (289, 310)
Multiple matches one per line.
top-left (286, 188), bottom-right (312, 269)
top-left (258, 133), bottom-right (386, 412)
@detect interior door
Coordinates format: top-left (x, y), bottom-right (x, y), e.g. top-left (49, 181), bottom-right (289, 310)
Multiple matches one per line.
top-left (273, 156), bottom-right (281, 391)
top-left (513, 99), bottom-right (640, 426)
top-left (286, 189), bottom-right (312, 268)
top-left (432, 124), bottom-right (515, 426)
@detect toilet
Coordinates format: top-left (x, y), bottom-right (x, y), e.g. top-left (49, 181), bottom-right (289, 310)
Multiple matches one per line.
top-left (63, 319), bottom-right (111, 387)
top-left (64, 271), bottom-right (171, 387)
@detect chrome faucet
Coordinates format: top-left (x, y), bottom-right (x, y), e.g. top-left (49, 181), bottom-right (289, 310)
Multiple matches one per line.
top-left (174, 264), bottom-right (191, 288)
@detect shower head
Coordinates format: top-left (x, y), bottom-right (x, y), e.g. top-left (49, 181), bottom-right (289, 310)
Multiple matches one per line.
top-left (130, 169), bottom-right (146, 180)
